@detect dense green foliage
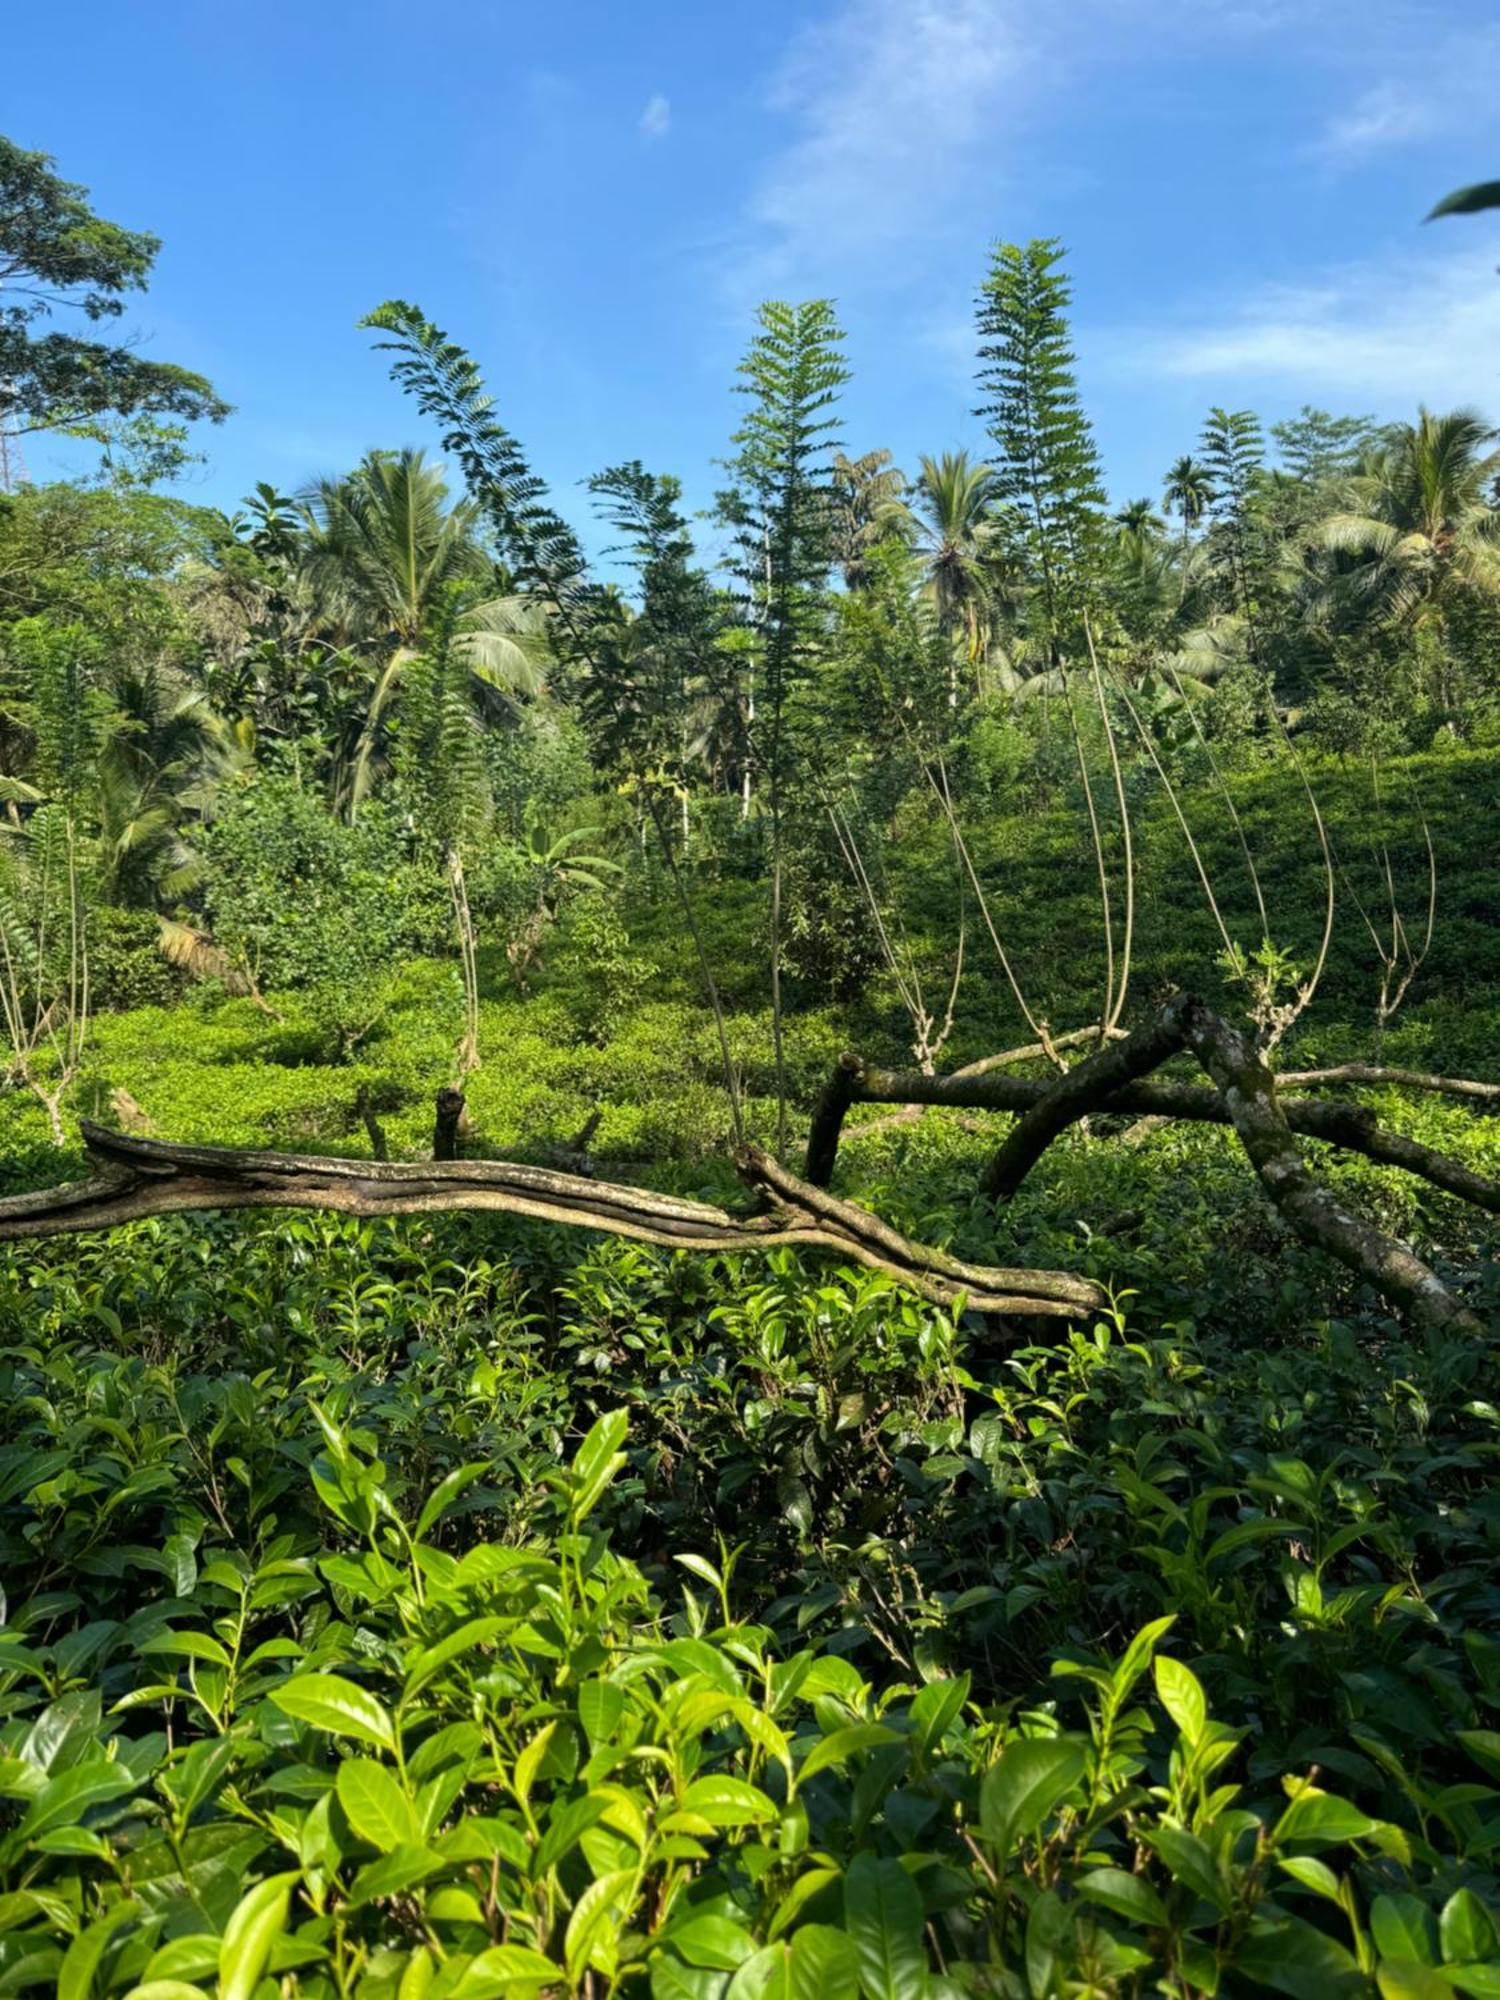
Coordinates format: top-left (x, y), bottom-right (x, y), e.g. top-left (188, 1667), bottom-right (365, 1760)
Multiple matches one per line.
top-left (0, 1209), bottom-right (1498, 1996)
top-left (0, 136), bottom-right (226, 445)
top-left (1, 135), bottom-right (1498, 1996)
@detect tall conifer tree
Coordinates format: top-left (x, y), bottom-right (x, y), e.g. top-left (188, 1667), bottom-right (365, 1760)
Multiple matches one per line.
top-left (975, 238), bottom-right (1106, 659)
top-left (723, 299), bottom-right (848, 1152)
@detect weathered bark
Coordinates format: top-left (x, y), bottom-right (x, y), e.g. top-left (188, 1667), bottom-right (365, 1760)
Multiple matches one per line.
top-left (1175, 1005), bottom-right (1480, 1336)
top-left (745, 1145), bottom-right (1102, 1312)
top-left (811, 1000), bottom-right (1488, 1333)
top-left (806, 1054), bottom-right (865, 1189)
top-left (0, 1122), bottom-right (1105, 1321)
top-left (811, 1060), bottom-right (1499, 1213)
top-left (980, 995), bottom-right (1196, 1201)
top-left (354, 1086), bottom-right (390, 1163)
top-left (969, 998), bottom-right (1478, 1333)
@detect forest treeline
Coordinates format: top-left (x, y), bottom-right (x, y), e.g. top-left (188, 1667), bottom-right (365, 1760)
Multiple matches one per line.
top-left (5, 131), bottom-right (1500, 2000)
top-left (3, 133), bottom-right (1499, 1146)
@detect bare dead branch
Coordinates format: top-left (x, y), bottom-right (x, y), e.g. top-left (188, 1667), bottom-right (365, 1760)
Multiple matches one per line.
top-left (956, 998), bottom-right (1480, 1330)
top-left (976, 996), bottom-right (1196, 1201)
top-left (1176, 1002), bottom-right (1479, 1334)
top-left (0, 1122), bottom-right (1105, 1321)
top-left (823, 1056), bottom-right (1499, 1213)
top-left (1276, 1064), bottom-right (1500, 1103)
top-left (433, 1088), bottom-right (466, 1162)
top-left (950, 1026), bottom-right (1126, 1078)
top-left (805, 1005), bottom-right (1495, 1335)
top-left (1083, 616), bottom-right (1135, 1035)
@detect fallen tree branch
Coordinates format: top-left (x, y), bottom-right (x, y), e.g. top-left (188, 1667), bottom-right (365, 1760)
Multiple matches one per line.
top-left (979, 996), bottom-right (1197, 1201)
top-left (0, 1123), bottom-right (1105, 1321)
top-left (810, 1003), bottom-right (1489, 1333)
top-left (1175, 1003), bottom-right (1479, 1336)
top-left (1276, 1064), bottom-right (1500, 1104)
top-left (812, 1062), bottom-right (1500, 1213)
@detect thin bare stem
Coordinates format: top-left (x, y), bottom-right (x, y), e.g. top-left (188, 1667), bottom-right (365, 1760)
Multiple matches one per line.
top-left (1082, 617), bottom-right (1135, 1034)
top-left (1109, 671), bottom-right (1237, 960)
top-left (1061, 664), bottom-right (1116, 1037)
top-left (1162, 659), bottom-right (1268, 939)
top-left (1262, 702), bottom-right (1337, 1049)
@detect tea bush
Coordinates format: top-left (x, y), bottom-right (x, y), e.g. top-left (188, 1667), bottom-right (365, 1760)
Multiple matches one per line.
top-left (0, 1208), bottom-right (1498, 1995)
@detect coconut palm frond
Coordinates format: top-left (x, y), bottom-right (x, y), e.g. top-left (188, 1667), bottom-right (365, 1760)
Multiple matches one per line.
top-left (155, 918), bottom-right (250, 993)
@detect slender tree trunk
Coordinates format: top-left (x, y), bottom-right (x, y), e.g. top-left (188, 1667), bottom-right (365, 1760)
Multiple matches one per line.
top-left (447, 847), bottom-right (480, 1080)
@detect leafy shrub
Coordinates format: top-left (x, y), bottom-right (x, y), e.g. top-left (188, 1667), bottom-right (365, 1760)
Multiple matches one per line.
top-left (557, 896), bottom-right (661, 1045)
top-left (0, 1389), bottom-right (1494, 1997)
top-left (86, 906), bottom-right (185, 1011)
top-left (196, 776), bottom-right (445, 1056)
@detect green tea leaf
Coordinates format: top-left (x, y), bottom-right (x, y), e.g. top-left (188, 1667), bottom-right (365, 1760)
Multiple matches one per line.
top-left (1075, 1866), bottom-right (1167, 1928)
top-left (1232, 1915), bottom-right (1364, 1999)
top-left (58, 1902), bottom-right (137, 2000)
top-left (1154, 1656), bottom-right (1206, 1743)
top-left (1276, 1790), bottom-right (1379, 1849)
top-left (681, 1775), bottom-right (777, 1827)
top-left (909, 1676), bottom-right (969, 1761)
top-left (1440, 1889), bottom-right (1499, 1966)
top-left (450, 1943), bottom-right (562, 1995)
top-left (415, 1462), bottom-right (491, 1541)
top-left (405, 1617), bottom-right (508, 1698)
top-left (270, 1673), bottom-right (396, 1751)
top-left (137, 1630), bottom-right (232, 1668)
top-left (1375, 1963), bottom-right (1451, 2000)
top-left (578, 1679), bottom-right (625, 1748)
top-left (16, 1762), bottom-right (138, 1844)
top-left (669, 1916), bottom-right (758, 1970)
top-left (978, 1737), bottom-right (1086, 1857)
top-left (1371, 1896), bottom-right (1437, 1967)
top-left (336, 1758), bottom-right (422, 1852)
top-left (347, 1843), bottom-right (447, 1908)
top-left (219, 1872), bottom-right (298, 2000)
top-left (799, 1724), bottom-right (902, 1782)
top-left (843, 1851), bottom-right (928, 2000)
top-left (570, 1410), bottom-right (630, 1521)
top-left (1141, 1826), bottom-right (1226, 1911)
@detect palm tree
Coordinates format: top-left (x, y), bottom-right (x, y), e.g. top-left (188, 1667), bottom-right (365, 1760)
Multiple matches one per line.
top-left (1163, 454), bottom-right (1215, 554)
top-left (92, 664), bottom-right (247, 905)
top-left (910, 452), bottom-right (1003, 695)
top-left (298, 449), bottom-right (548, 812)
top-left (1314, 409), bottom-right (1500, 622)
top-left (1113, 498), bottom-right (1166, 539)
top-left (1311, 409), bottom-right (1500, 728)
top-left (828, 449), bottom-right (912, 588)
top-left (300, 448), bottom-right (490, 646)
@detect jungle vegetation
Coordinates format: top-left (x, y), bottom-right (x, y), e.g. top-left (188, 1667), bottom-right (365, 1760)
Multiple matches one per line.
top-left (0, 135), bottom-right (1498, 2000)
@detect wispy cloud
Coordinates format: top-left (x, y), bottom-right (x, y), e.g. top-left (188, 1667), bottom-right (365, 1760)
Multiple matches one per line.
top-left (734, 0), bottom-right (1032, 298)
top-left (727, 0), bottom-right (1381, 305)
top-left (639, 93), bottom-right (671, 141)
top-left (1309, 28), bottom-right (1500, 166)
top-left (1124, 245), bottom-right (1500, 411)
top-left (1312, 83), bottom-right (1433, 165)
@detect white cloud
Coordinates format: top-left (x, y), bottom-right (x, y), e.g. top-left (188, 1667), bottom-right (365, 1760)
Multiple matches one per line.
top-left (736, 0), bottom-right (1032, 296)
top-left (639, 93), bottom-right (671, 141)
top-left (1310, 28), bottom-right (1500, 166)
top-left (1312, 84), bottom-right (1433, 165)
top-left (1126, 245), bottom-right (1500, 412)
top-left (727, 0), bottom-right (1386, 303)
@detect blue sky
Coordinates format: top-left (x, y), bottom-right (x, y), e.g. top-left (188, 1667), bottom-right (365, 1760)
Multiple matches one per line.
top-left (8, 0), bottom-right (1499, 550)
